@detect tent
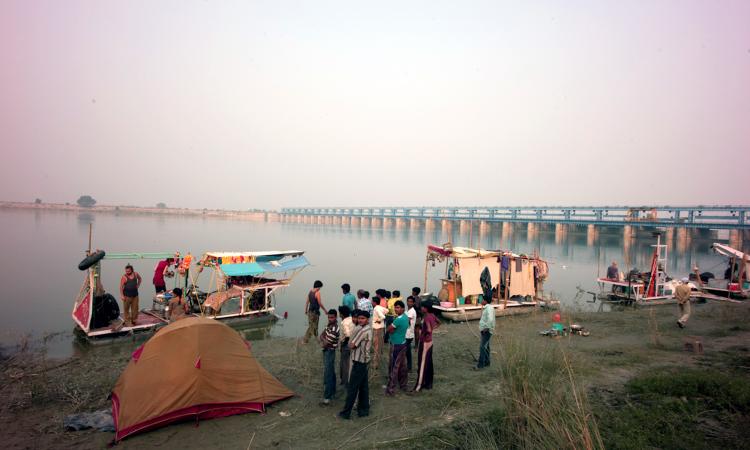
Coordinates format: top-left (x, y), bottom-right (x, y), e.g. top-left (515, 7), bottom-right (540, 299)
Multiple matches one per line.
top-left (111, 317), bottom-right (293, 441)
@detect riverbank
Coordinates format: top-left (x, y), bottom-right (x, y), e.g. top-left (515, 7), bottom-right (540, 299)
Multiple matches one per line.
top-left (2, 301), bottom-right (750, 449)
top-left (0, 201), bottom-right (277, 221)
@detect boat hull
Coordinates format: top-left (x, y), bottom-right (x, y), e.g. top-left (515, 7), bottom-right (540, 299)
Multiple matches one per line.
top-left (434, 301), bottom-right (555, 322)
top-left (76, 308), bottom-right (277, 343)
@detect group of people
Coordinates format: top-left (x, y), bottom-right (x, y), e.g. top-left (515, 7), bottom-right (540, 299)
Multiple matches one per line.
top-left (117, 258), bottom-right (185, 327)
top-left (302, 280), bottom-right (497, 419)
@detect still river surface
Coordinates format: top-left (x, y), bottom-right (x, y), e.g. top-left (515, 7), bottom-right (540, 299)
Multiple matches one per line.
top-left (0, 209), bottom-right (743, 358)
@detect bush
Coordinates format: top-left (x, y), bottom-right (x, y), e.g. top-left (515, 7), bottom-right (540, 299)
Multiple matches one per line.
top-left (156, 202), bottom-right (167, 209)
top-left (34, 198), bottom-right (42, 204)
top-left (76, 195), bottom-right (96, 208)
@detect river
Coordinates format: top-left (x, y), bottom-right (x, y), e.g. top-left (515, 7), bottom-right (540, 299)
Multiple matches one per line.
top-left (0, 209), bottom-right (741, 358)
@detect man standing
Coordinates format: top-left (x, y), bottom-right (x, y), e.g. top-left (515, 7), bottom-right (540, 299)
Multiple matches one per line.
top-left (119, 264), bottom-right (142, 327)
top-left (339, 310), bottom-right (372, 420)
top-left (341, 283), bottom-right (356, 312)
top-left (606, 261), bottom-right (619, 280)
top-left (476, 296), bottom-right (495, 369)
top-left (338, 306), bottom-right (354, 386)
top-left (405, 296), bottom-right (417, 372)
top-left (386, 301), bottom-right (409, 396)
top-left (319, 309), bottom-right (340, 405)
top-left (371, 296), bottom-right (388, 370)
top-left (414, 303), bottom-right (439, 392)
top-left (303, 280), bottom-right (325, 344)
top-left (675, 277), bottom-right (692, 328)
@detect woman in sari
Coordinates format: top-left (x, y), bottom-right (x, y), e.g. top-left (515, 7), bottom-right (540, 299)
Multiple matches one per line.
top-left (414, 303), bottom-right (439, 392)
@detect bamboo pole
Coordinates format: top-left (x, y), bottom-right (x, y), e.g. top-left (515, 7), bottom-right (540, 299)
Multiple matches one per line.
top-left (87, 223), bottom-right (92, 256)
top-left (423, 254), bottom-right (429, 293)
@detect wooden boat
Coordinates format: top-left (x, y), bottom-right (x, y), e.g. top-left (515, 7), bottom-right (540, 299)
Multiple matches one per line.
top-left (691, 243), bottom-right (749, 299)
top-left (72, 234), bottom-right (309, 342)
top-left (423, 243), bottom-right (553, 321)
top-left (595, 233), bottom-right (702, 305)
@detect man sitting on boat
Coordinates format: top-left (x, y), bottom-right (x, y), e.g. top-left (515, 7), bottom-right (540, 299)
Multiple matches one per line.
top-left (606, 261), bottom-right (619, 280)
top-left (168, 287), bottom-right (188, 322)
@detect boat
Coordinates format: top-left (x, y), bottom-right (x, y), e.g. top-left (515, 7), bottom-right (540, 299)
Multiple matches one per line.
top-left (72, 235), bottom-right (309, 341)
top-left (423, 243), bottom-right (554, 321)
top-left (692, 243), bottom-right (749, 299)
top-left (72, 250), bottom-right (182, 340)
top-left (190, 250), bottom-right (310, 322)
top-left (596, 233), bottom-right (701, 305)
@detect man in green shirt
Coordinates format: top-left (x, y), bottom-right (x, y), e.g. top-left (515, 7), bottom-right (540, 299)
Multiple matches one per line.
top-left (476, 296), bottom-right (495, 369)
top-left (341, 283), bottom-right (356, 312)
top-left (385, 301), bottom-right (409, 395)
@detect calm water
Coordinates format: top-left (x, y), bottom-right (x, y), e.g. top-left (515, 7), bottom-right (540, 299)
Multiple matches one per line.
top-left (0, 209), bottom-right (743, 358)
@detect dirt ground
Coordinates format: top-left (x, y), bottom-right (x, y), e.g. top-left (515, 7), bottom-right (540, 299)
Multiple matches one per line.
top-left (2, 299), bottom-right (750, 449)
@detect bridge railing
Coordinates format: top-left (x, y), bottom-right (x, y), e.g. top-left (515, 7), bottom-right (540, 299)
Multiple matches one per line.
top-left (280, 206), bottom-right (750, 229)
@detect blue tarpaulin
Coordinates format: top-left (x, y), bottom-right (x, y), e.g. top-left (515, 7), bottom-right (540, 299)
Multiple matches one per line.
top-left (258, 256), bottom-right (310, 273)
top-left (220, 262), bottom-right (264, 276)
top-left (220, 256), bottom-right (309, 277)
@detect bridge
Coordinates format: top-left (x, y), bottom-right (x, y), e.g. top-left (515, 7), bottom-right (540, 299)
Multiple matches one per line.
top-left (280, 206), bottom-right (750, 230)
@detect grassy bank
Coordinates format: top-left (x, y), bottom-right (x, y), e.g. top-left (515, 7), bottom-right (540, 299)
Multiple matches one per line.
top-left (2, 300), bottom-right (750, 449)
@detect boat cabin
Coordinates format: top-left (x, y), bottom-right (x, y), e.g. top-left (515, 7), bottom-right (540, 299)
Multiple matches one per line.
top-left (194, 251), bottom-right (309, 320)
top-left (424, 244), bottom-right (550, 321)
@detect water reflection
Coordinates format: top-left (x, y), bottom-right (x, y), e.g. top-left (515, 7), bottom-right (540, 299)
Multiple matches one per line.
top-left (1, 209), bottom-right (747, 359)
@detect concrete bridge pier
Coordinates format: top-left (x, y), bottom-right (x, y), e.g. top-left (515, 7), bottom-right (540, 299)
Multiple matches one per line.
top-left (586, 224), bottom-right (599, 246)
top-left (665, 227), bottom-right (675, 244)
top-left (442, 219), bottom-right (453, 232)
top-left (459, 220), bottom-right (471, 235)
top-left (360, 217), bottom-right (370, 227)
top-left (333, 216), bottom-right (341, 225)
top-left (372, 218), bottom-right (382, 228)
top-left (409, 218), bottom-right (420, 229)
top-left (502, 222), bottom-right (514, 238)
top-left (341, 216), bottom-right (350, 226)
top-left (555, 223), bottom-right (568, 244)
top-left (675, 227), bottom-right (692, 255)
top-left (425, 219), bottom-right (435, 230)
top-left (623, 225), bottom-right (634, 241)
top-left (729, 229), bottom-right (743, 249)
top-left (527, 223), bottom-right (539, 243)
top-left (350, 217), bottom-right (360, 226)
top-left (395, 218), bottom-right (406, 229)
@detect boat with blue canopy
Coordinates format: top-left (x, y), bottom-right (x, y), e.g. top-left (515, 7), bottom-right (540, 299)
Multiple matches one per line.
top-left (72, 230), bottom-right (310, 341)
top-left (191, 250), bottom-right (310, 322)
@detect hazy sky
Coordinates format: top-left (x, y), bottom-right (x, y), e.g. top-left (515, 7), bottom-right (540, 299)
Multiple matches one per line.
top-left (1, 1), bottom-right (748, 210)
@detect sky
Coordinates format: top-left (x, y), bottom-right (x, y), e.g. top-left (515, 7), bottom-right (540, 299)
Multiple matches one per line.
top-left (1, 1), bottom-right (749, 210)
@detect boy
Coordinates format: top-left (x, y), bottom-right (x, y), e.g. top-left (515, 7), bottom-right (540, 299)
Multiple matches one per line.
top-left (339, 310), bottom-right (372, 419)
top-left (371, 296), bottom-right (388, 370)
top-left (386, 301), bottom-right (409, 395)
top-left (338, 306), bottom-right (354, 385)
top-left (405, 296), bottom-right (417, 372)
top-left (319, 309), bottom-right (340, 404)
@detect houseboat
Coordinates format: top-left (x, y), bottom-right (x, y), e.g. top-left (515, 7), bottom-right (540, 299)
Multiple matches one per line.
top-left (423, 243), bottom-right (553, 321)
top-left (72, 244), bottom-right (309, 341)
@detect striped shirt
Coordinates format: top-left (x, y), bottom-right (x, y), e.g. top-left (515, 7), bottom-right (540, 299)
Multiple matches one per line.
top-left (349, 324), bottom-right (372, 364)
top-left (320, 322), bottom-right (340, 349)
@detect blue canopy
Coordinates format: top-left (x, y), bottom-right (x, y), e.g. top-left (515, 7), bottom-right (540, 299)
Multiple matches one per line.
top-left (220, 256), bottom-right (309, 277)
top-left (220, 262), bottom-right (264, 276)
top-left (258, 256), bottom-right (310, 273)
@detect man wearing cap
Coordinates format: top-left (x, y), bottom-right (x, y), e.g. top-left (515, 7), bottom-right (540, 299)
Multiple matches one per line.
top-left (675, 278), bottom-right (691, 328)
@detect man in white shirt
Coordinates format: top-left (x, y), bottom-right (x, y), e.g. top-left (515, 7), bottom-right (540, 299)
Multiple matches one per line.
top-left (405, 296), bottom-right (417, 372)
top-left (371, 296), bottom-right (388, 371)
top-left (338, 306), bottom-right (355, 386)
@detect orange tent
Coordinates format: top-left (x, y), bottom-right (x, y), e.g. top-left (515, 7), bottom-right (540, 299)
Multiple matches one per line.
top-left (112, 317), bottom-right (293, 441)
